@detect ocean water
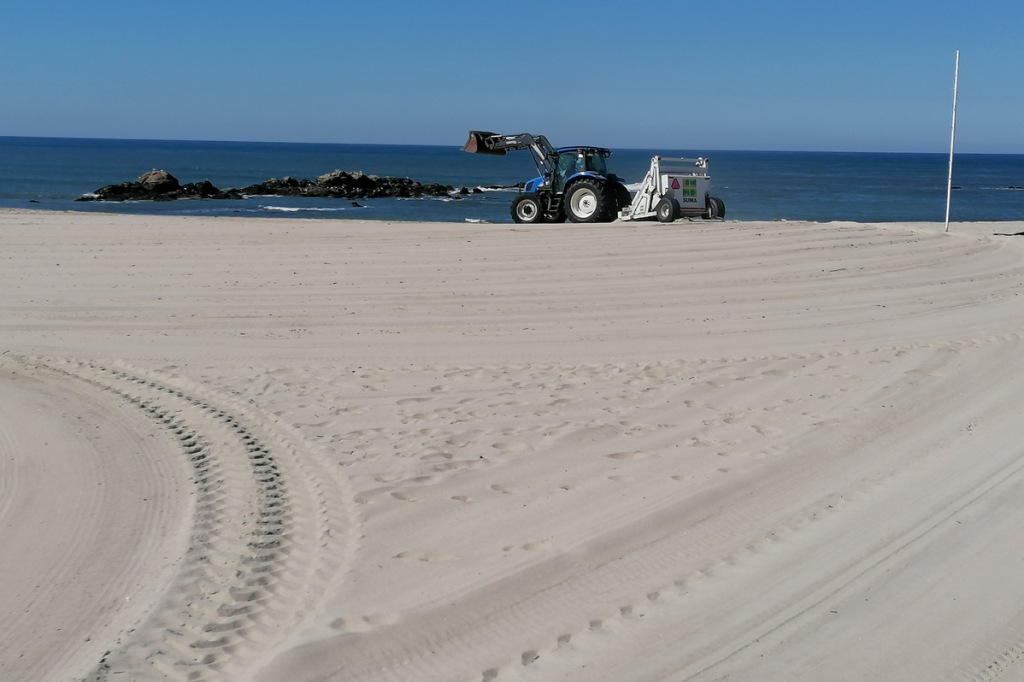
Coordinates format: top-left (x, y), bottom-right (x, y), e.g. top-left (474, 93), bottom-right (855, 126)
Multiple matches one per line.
top-left (1, 136), bottom-right (1022, 223)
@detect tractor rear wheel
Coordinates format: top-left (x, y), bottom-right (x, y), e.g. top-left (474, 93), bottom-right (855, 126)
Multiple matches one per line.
top-left (608, 175), bottom-right (633, 213)
top-left (656, 197), bottom-right (680, 223)
top-left (565, 179), bottom-right (613, 223)
top-left (510, 194), bottom-right (544, 223)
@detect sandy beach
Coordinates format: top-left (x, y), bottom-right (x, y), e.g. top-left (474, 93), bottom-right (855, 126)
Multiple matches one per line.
top-left (3, 208), bottom-right (1024, 681)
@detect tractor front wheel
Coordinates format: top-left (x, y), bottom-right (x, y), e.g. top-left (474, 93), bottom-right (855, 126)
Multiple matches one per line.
top-left (510, 194), bottom-right (544, 224)
top-left (565, 179), bottom-right (613, 223)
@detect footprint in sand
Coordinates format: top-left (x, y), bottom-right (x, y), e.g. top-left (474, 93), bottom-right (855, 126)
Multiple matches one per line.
top-left (329, 612), bottom-right (400, 632)
top-left (396, 396), bottom-right (434, 406)
top-left (605, 450), bottom-right (648, 460)
top-left (420, 450), bottom-right (453, 462)
top-left (491, 441), bottom-right (531, 453)
top-left (752, 424), bottom-right (783, 437)
top-left (393, 549), bottom-right (457, 562)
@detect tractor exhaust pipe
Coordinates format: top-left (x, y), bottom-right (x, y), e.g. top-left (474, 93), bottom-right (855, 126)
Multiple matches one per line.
top-left (462, 131), bottom-right (506, 155)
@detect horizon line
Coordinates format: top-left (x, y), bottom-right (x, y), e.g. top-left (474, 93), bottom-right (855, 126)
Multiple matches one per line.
top-left (0, 133), bottom-right (1016, 157)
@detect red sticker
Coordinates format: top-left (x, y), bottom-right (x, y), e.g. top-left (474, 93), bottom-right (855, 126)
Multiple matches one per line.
top-left (671, 178), bottom-right (680, 190)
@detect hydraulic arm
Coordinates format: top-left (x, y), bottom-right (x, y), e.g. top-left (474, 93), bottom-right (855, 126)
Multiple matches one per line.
top-left (462, 131), bottom-right (558, 176)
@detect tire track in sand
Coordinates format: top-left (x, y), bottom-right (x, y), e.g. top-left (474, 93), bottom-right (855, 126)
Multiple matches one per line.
top-left (24, 357), bottom-right (357, 682)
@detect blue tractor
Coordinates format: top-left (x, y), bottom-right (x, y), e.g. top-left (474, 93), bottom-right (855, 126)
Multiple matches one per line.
top-left (463, 131), bottom-right (632, 224)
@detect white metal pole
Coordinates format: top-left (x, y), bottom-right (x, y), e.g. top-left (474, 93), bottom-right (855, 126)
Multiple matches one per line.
top-left (945, 50), bottom-right (960, 232)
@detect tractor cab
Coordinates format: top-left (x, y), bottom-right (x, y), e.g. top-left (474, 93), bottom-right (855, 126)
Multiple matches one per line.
top-left (553, 147), bottom-right (611, 191)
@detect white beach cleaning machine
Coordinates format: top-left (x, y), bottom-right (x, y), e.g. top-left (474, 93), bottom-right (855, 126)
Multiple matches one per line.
top-left (618, 155), bottom-right (725, 222)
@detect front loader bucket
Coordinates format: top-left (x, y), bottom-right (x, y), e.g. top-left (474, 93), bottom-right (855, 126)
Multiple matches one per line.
top-left (462, 131), bottom-right (505, 155)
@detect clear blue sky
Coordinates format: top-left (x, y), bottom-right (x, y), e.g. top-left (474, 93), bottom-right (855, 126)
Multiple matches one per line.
top-left (2, 0), bottom-right (1021, 153)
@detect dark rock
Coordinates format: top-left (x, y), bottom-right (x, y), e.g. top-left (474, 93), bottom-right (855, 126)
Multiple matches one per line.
top-left (137, 169), bottom-right (180, 193)
top-left (78, 167), bottom-right (455, 203)
top-left (180, 180), bottom-right (220, 198)
top-left (78, 170), bottom-right (249, 202)
top-left (239, 169), bottom-right (454, 200)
